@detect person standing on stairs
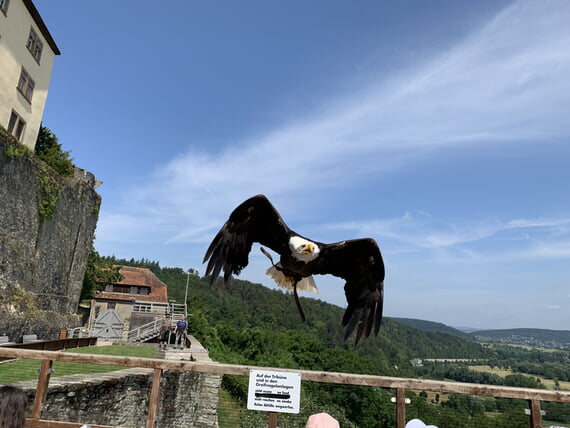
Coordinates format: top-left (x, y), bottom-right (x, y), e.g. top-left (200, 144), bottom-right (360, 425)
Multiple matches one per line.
top-left (158, 313), bottom-right (172, 350)
top-left (174, 315), bottom-right (188, 350)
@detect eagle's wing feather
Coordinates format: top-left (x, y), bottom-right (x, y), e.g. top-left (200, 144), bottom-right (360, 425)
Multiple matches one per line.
top-left (203, 194), bottom-right (291, 284)
top-left (315, 238), bottom-right (384, 347)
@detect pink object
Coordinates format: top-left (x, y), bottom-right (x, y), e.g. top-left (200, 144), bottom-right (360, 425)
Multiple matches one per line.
top-left (305, 412), bottom-right (340, 428)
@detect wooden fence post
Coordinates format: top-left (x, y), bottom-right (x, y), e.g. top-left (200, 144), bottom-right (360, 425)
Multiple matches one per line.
top-left (528, 399), bottom-right (542, 428)
top-left (268, 412), bottom-right (278, 428)
top-left (146, 368), bottom-right (163, 428)
top-left (396, 388), bottom-right (406, 428)
top-left (30, 359), bottom-right (53, 423)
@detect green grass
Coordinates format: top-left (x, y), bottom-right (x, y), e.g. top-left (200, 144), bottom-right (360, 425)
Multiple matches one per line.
top-left (217, 388), bottom-right (242, 428)
top-left (0, 345), bottom-right (156, 384)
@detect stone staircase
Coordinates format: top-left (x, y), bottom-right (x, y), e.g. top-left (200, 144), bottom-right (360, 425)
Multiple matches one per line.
top-left (155, 335), bottom-right (208, 361)
top-left (126, 303), bottom-right (187, 343)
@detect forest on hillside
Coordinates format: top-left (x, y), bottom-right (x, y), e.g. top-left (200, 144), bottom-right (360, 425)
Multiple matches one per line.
top-left (100, 256), bottom-right (570, 427)
top-left (389, 317), bottom-right (472, 340)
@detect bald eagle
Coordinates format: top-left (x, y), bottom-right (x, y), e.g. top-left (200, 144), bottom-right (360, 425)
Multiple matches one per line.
top-left (203, 194), bottom-right (385, 347)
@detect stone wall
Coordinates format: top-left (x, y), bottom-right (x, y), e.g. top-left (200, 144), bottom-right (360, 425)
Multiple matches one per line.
top-left (16, 368), bottom-right (221, 428)
top-left (0, 129), bottom-right (100, 341)
top-left (13, 340), bottom-right (221, 428)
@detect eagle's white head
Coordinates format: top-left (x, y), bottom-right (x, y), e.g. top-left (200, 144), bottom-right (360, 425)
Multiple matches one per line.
top-left (289, 236), bottom-right (320, 262)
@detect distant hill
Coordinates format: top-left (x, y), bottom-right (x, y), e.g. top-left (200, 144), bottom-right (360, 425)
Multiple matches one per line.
top-left (126, 261), bottom-right (490, 365)
top-left (470, 328), bottom-right (570, 349)
top-left (104, 258), bottom-right (570, 428)
top-left (390, 317), bottom-right (473, 340)
top-left (388, 319), bottom-right (570, 350)
top-left (184, 276), bottom-right (488, 360)
top-left (453, 326), bottom-right (483, 333)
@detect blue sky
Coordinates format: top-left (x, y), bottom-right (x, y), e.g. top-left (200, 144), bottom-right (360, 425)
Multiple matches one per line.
top-left (36, 1), bottom-right (570, 331)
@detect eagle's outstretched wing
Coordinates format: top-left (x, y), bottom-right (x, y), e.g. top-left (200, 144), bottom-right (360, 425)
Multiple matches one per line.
top-left (315, 238), bottom-right (384, 347)
top-left (203, 194), bottom-right (291, 284)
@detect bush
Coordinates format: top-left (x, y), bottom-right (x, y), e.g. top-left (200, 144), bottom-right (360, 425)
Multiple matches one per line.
top-left (34, 125), bottom-right (74, 176)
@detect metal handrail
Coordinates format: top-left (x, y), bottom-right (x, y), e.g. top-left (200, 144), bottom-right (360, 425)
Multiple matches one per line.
top-left (126, 319), bottom-right (161, 342)
top-left (125, 301), bottom-right (189, 342)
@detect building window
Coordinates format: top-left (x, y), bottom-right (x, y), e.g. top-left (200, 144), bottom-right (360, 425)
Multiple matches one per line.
top-left (7, 111), bottom-right (25, 141)
top-left (26, 28), bottom-right (43, 63)
top-left (133, 303), bottom-right (152, 312)
top-left (130, 286), bottom-right (150, 295)
top-left (107, 302), bottom-right (116, 310)
top-left (17, 68), bottom-right (35, 102)
top-left (104, 284), bottom-right (151, 295)
top-left (107, 284), bottom-right (129, 293)
top-left (0, 0), bottom-right (9, 15)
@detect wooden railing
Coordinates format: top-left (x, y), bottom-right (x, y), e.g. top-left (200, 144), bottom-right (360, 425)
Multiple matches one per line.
top-left (0, 337), bottom-right (96, 362)
top-left (0, 347), bottom-right (568, 428)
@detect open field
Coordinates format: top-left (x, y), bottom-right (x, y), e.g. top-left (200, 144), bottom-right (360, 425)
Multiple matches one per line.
top-left (482, 342), bottom-right (564, 353)
top-left (470, 365), bottom-right (570, 391)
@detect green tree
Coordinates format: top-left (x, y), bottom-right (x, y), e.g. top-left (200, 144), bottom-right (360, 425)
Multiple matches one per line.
top-left (80, 248), bottom-right (123, 301)
top-left (504, 374), bottom-right (543, 389)
top-left (34, 125), bottom-right (74, 176)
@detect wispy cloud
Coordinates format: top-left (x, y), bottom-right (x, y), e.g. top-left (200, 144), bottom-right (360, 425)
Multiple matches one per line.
top-left (99, 0), bottom-right (570, 248)
top-left (325, 215), bottom-right (570, 263)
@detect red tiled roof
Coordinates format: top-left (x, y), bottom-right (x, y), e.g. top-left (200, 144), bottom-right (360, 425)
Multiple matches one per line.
top-left (95, 266), bottom-right (168, 303)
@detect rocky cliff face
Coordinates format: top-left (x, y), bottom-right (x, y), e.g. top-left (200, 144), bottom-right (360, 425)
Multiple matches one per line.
top-left (0, 130), bottom-right (100, 340)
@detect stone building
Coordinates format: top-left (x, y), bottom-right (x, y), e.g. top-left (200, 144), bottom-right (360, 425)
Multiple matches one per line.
top-left (88, 266), bottom-right (171, 340)
top-left (0, 0), bottom-right (60, 149)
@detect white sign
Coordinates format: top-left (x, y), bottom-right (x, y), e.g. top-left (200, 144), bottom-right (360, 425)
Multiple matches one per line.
top-left (247, 369), bottom-right (301, 414)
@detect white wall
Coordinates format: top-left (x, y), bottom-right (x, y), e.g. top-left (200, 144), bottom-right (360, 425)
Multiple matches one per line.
top-left (0, 0), bottom-right (57, 149)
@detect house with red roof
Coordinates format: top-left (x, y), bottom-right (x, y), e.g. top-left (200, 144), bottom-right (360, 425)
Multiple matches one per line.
top-left (87, 266), bottom-right (171, 341)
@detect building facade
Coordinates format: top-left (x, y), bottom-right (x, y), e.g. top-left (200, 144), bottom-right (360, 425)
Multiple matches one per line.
top-left (88, 266), bottom-right (171, 339)
top-left (0, 0), bottom-right (60, 149)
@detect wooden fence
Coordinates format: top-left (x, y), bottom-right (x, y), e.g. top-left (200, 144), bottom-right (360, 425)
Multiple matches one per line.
top-left (0, 337), bottom-right (96, 362)
top-left (0, 347), bottom-right (569, 428)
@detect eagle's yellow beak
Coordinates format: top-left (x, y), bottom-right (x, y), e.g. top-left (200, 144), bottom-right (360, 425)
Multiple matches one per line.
top-left (302, 243), bottom-right (314, 255)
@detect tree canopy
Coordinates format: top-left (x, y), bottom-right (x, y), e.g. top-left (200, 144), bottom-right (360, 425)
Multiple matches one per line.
top-left (98, 256), bottom-right (570, 427)
top-left (34, 125), bottom-right (74, 176)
